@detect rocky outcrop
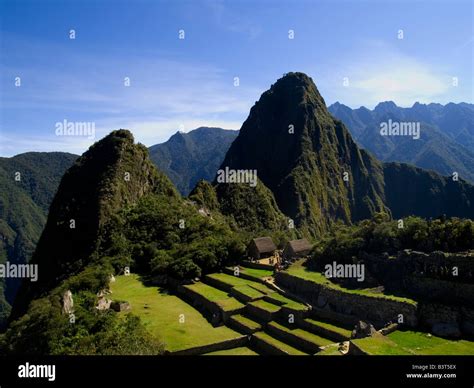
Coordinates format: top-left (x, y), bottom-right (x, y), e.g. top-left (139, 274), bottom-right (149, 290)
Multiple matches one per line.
top-left (351, 321), bottom-right (377, 339)
top-left (110, 301), bottom-right (131, 312)
top-left (61, 290), bottom-right (74, 315)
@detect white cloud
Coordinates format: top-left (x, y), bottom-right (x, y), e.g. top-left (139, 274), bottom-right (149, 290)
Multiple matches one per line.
top-left (205, 0), bottom-right (262, 40)
top-left (95, 117), bottom-right (242, 148)
top-left (0, 117), bottom-right (243, 157)
top-left (318, 43), bottom-right (461, 108)
top-left (1, 38), bottom-right (258, 156)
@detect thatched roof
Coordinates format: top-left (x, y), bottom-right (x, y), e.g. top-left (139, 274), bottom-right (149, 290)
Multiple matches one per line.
top-left (287, 239), bottom-right (312, 254)
top-left (251, 237), bottom-right (277, 254)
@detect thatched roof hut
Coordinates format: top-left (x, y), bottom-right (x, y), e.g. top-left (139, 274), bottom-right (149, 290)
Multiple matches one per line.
top-left (283, 239), bottom-right (313, 259)
top-left (247, 237), bottom-right (277, 259)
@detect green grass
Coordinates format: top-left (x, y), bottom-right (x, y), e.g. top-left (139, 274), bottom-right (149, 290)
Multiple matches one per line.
top-left (239, 266), bottom-right (274, 279)
top-left (268, 321), bottom-right (333, 347)
top-left (207, 272), bottom-right (249, 287)
top-left (351, 335), bottom-right (413, 355)
top-left (208, 272), bottom-right (276, 295)
top-left (387, 331), bottom-right (474, 355)
top-left (229, 314), bottom-right (262, 331)
top-left (184, 282), bottom-right (244, 311)
top-left (305, 318), bottom-right (352, 338)
top-left (110, 275), bottom-right (241, 352)
top-left (316, 345), bottom-right (343, 356)
top-left (203, 347), bottom-right (258, 355)
top-left (352, 331), bottom-right (474, 355)
top-left (253, 332), bottom-right (306, 355)
top-left (248, 299), bottom-right (281, 313)
top-left (232, 285), bottom-right (265, 300)
top-left (286, 261), bottom-right (417, 305)
top-left (247, 282), bottom-right (275, 295)
top-left (264, 292), bottom-right (293, 305)
top-left (265, 292), bottom-right (308, 311)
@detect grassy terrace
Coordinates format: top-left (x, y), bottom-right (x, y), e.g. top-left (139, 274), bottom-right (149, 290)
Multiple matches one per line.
top-left (248, 299), bottom-right (281, 313)
top-left (206, 272), bottom-right (274, 295)
top-left (268, 321), bottom-right (333, 347)
top-left (286, 261), bottom-right (417, 305)
top-left (253, 332), bottom-right (306, 355)
top-left (232, 285), bottom-right (265, 300)
top-left (353, 331), bottom-right (474, 355)
top-left (184, 282), bottom-right (244, 311)
top-left (304, 318), bottom-right (352, 339)
top-left (238, 266), bottom-right (274, 280)
top-left (209, 272), bottom-right (308, 312)
top-left (316, 345), bottom-right (343, 356)
top-left (229, 314), bottom-right (262, 331)
top-left (264, 292), bottom-right (307, 311)
top-left (110, 275), bottom-right (241, 352)
top-left (352, 335), bottom-right (412, 355)
top-left (203, 347), bottom-right (258, 355)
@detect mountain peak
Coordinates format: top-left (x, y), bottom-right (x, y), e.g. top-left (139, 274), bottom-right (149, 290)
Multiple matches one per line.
top-left (11, 129), bottom-right (177, 319)
top-left (374, 101), bottom-right (398, 113)
top-left (218, 72), bottom-right (388, 235)
top-left (275, 71), bottom-right (314, 86)
top-left (270, 72), bottom-right (322, 100)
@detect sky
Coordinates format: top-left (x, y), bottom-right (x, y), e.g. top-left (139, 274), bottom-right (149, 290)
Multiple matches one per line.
top-left (0, 0), bottom-right (472, 156)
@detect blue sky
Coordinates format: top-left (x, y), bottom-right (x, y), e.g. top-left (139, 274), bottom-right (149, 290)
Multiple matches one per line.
top-left (0, 0), bottom-right (472, 156)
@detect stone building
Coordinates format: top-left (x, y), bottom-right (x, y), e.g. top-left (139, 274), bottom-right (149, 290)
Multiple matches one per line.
top-left (247, 237), bottom-right (277, 260)
top-left (283, 239), bottom-right (313, 260)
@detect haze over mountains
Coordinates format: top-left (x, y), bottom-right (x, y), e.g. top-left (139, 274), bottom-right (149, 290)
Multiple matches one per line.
top-left (145, 101), bottom-right (474, 197)
top-left (149, 127), bottom-right (238, 195)
top-left (329, 101), bottom-right (474, 183)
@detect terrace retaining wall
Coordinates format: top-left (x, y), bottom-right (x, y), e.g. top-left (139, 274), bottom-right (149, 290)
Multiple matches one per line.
top-left (250, 335), bottom-right (289, 355)
top-left (176, 284), bottom-right (244, 324)
top-left (362, 250), bottom-right (474, 307)
top-left (241, 261), bottom-right (275, 270)
top-left (275, 272), bottom-right (418, 329)
top-left (245, 303), bottom-right (279, 323)
top-left (169, 335), bottom-right (249, 356)
top-left (203, 275), bottom-right (234, 293)
top-left (266, 323), bottom-right (321, 354)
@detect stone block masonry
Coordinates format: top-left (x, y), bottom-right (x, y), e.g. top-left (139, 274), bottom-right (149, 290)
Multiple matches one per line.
top-left (275, 272), bottom-right (418, 329)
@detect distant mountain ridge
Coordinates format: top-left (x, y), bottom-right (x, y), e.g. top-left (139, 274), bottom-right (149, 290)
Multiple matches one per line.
top-left (149, 127), bottom-right (238, 195)
top-left (329, 101), bottom-right (474, 183)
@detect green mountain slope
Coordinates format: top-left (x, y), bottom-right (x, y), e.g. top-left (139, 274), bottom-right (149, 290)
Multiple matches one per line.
top-left (4, 129), bottom-right (245, 354)
top-left (0, 152), bottom-right (77, 327)
top-left (218, 72), bottom-right (389, 236)
top-left (10, 130), bottom-right (178, 320)
top-left (215, 72), bottom-right (474, 236)
top-left (149, 127), bottom-right (238, 195)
